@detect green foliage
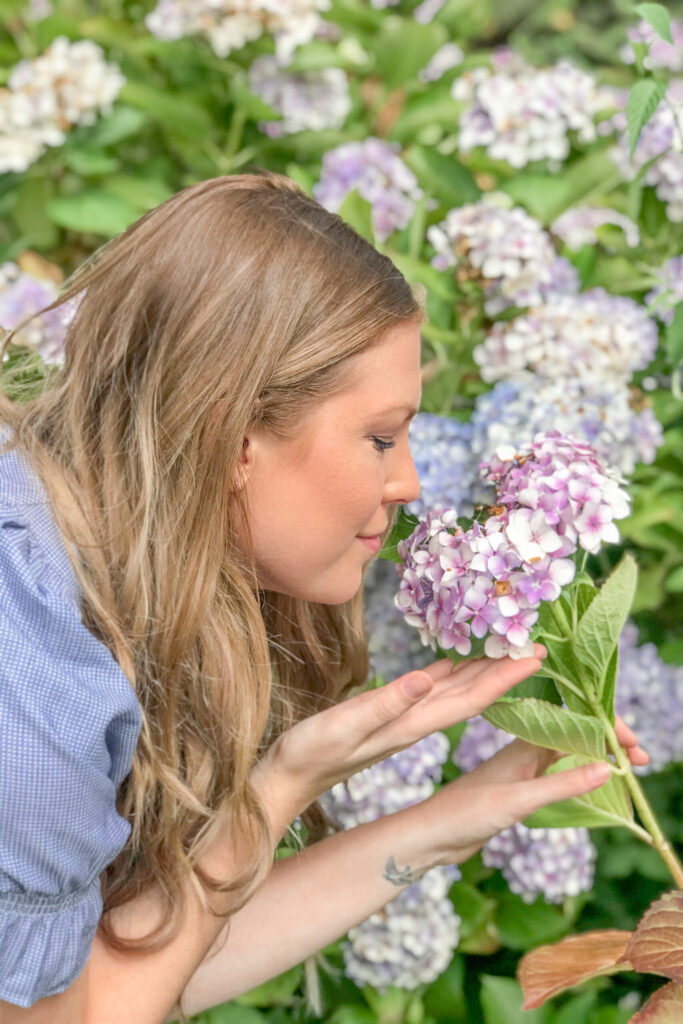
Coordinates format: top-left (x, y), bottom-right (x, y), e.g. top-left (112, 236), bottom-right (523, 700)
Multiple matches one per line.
top-left (482, 697), bottom-right (608, 761)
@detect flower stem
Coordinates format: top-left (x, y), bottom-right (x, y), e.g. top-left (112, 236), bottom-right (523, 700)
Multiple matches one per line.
top-left (598, 709), bottom-right (683, 888)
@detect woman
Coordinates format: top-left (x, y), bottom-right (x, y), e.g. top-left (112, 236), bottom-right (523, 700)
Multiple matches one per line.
top-left (0, 172), bottom-right (647, 1023)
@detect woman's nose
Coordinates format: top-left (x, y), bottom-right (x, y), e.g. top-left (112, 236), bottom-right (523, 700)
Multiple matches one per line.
top-left (384, 445), bottom-right (421, 507)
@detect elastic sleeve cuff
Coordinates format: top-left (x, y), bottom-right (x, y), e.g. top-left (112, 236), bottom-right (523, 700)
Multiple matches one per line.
top-left (0, 877), bottom-right (102, 1008)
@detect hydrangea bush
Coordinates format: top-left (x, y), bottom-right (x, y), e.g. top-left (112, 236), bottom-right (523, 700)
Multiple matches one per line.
top-left (1, 0), bottom-right (682, 1021)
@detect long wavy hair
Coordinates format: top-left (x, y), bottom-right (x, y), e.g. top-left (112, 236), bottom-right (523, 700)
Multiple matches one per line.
top-left (0, 172), bottom-right (424, 971)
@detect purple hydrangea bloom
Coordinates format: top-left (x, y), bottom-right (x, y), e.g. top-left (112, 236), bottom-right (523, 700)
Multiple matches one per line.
top-left (405, 412), bottom-right (477, 519)
top-left (0, 262), bottom-right (79, 365)
top-left (471, 376), bottom-right (663, 478)
top-left (396, 433), bottom-right (630, 659)
top-left (620, 19), bottom-right (683, 73)
top-left (343, 865), bottom-right (461, 990)
top-left (313, 138), bottom-right (423, 243)
top-left (452, 52), bottom-right (618, 170)
top-left (428, 201), bottom-right (579, 316)
top-left (454, 716), bottom-right (596, 903)
top-left (364, 557), bottom-right (437, 684)
top-left (473, 290), bottom-right (659, 384)
top-left (645, 255), bottom-right (683, 325)
top-left (247, 55), bottom-right (351, 137)
top-left (616, 623), bottom-right (683, 775)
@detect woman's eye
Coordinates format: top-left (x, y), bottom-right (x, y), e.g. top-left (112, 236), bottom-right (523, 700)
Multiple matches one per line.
top-left (371, 436), bottom-right (396, 453)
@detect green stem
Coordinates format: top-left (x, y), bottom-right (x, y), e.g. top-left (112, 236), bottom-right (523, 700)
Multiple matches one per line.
top-left (598, 709), bottom-right (683, 888)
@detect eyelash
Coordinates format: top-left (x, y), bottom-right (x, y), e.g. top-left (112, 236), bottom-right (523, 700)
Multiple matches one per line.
top-left (371, 436), bottom-right (396, 453)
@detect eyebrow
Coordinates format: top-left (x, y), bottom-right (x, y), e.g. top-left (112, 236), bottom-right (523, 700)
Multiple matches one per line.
top-left (376, 403), bottom-right (421, 420)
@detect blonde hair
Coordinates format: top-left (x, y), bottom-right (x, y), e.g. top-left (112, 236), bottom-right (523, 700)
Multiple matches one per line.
top-left (0, 172), bottom-right (424, 970)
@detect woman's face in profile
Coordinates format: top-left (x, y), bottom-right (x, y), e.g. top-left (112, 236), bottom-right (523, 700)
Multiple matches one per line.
top-left (236, 320), bottom-right (423, 604)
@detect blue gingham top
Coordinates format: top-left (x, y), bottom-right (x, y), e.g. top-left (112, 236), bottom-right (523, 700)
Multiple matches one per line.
top-left (0, 425), bottom-right (142, 1008)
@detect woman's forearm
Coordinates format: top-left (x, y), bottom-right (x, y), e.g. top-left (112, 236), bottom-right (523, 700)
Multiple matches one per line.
top-left (168, 802), bottom-right (439, 1021)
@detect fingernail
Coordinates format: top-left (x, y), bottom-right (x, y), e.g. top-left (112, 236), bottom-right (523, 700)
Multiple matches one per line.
top-left (401, 675), bottom-right (432, 700)
top-left (588, 762), bottom-right (611, 784)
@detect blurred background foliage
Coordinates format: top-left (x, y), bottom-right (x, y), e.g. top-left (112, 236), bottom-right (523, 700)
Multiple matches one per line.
top-left (1, 0), bottom-right (682, 1021)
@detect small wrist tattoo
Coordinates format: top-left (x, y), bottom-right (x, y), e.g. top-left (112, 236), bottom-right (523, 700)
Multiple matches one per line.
top-left (383, 854), bottom-right (414, 886)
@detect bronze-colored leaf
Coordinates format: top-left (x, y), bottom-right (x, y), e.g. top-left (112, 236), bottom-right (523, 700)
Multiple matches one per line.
top-left (623, 890), bottom-right (683, 982)
top-left (630, 982), bottom-right (683, 1022)
top-left (519, 929), bottom-right (633, 1009)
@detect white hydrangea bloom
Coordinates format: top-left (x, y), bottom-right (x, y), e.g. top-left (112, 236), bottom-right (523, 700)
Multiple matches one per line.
top-left (145, 0), bottom-right (331, 63)
top-left (0, 37), bottom-right (124, 174)
top-left (248, 56), bottom-right (351, 137)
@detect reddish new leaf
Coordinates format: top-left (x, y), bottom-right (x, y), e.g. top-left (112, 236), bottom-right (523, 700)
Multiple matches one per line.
top-left (623, 890), bottom-right (683, 982)
top-left (630, 982), bottom-right (683, 1022)
top-left (519, 929), bottom-right (633, 1009)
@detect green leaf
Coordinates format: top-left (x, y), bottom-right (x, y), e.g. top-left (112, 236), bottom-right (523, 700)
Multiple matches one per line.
top-left (503, 150), bottom-right (619, 223)
top-left (46, 190), bottom-right (140, 237)
top-left (572, 555), bottom-right (637, 704)
top-left (482, 698), bottom-right (608, 762)
top-left (600, 646), bottom-right (619, 723)
top-left (480, 976), bottom-right (550, 1024)
top-left (191, 1005), bottom-right (268, 1024)
top-left (372, 16), bottom-right (447, 89)
top-left (403, 145), bottom-right (480, 208)
top-left (386, 251), bottom-right (458, 302)
top-left (234, 966), bottom-right (302, 1007)
top-left (495, 891), bottom-right (573, 951)
top-left (636, 3), bottom-right (674, 44)
top-left (10, 176), bottom-right (59, 249)
top-left (666, 302), bottom-right (683, 368)
top-left (327, 1008), bottom-right (377, 1024)
top-left (337, 189), bottom-right (375, 243)
top-left (119, 81), bottom-right (213, 139)
top-left (78, 105), bottom-right (147, 148)
top-left (101, 175), bottom-right (173, 212)
top-left (450, 882), bottom-right (494, 939)
top-left (666, 564), bottom-right (683, 592)
top-left (524, 755), bottom-right (633, 830)
top-left (378, 508), bottom-right (420, 563)
top-left (63, 148), bottom-right (121, 176)
top-left (554, 990), bottom-right (599, 1024)
top-left (627, 78), bottom-right (667, 158)
top-left (423, 955), bottom-right (466, 1021)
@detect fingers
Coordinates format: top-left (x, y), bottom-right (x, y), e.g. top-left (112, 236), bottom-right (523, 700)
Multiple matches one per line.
top-left (520, 760), bottom-right (611, 819)
top-left (614, 715), bottom-right (650, 767)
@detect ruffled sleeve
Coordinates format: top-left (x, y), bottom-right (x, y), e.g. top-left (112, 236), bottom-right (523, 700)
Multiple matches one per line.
top-left (0, 508), bottom-right (142, 1008)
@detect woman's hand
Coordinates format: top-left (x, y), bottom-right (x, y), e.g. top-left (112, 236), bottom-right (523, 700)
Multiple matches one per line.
top-left (252, 646), bottom-right (548, 830)
top-left (419, 717), bottom-right (649, 868)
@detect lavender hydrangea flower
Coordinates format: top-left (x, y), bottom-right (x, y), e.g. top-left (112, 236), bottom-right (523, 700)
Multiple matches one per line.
top-left (321, 732), bottom-right (451, 828)
top-left (427, 201), bottom-right (579, 315)
top-left (145, 0), bottom-right (330, 62)
top-left (609, 80), bottom-right (683, 223)
top-left (453, 51), bottom-right (618, 170)
top-left (313, 138), bottom-right (423, 243)
top-left (473, 290), bottom-right (659, 384)
top-left (396, 433), bottom-right (630, 660)
top-left (343, 865), bottom-right (461, 990)
top-left (645, 255), bottom-right (683, 325)
top-left (247, 56), bottom-right (351, 137)
top-left (616, 623), bottom-right (683, 775)
top-left (405, 412), bottom-right (477, 519)
top-left (364, 557), bottom-right (437, 684)
top-left (551, 206), bottom-right (639, 249)
top-left (454, 716), bottom-right (597, 903)
top-left (620, 19), bottom-right (683, 73)
top-left (0, 263), bottom-right (79, 365)
top-left (413, 0), bottom-right (447, 25)
top-left (471, 376), bottom-right (663, 478)
top-left (0, 37), bottom-right (125, 174)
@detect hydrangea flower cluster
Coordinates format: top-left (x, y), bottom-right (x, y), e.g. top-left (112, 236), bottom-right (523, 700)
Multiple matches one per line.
top-left (645, 255), bottom-right (683, 325)
top-left (615, 623), bottom-right (683, 775)
top-left (364, 557), bottom-right (436, 684)
top-left (608, 80), bottom-right (683, 223)
top-left (0, 37), bottom-right (125, 175)
top-left (396, 433), bottom-right (631, 659)
top-left (419, 42), bottom-right (464, 83)
top-left (145, 0), bottom-right (330, 62)
top-left (342, 865), bottom-right (461, 990)
top-left (322, 733), bottom-right (461, 990)
top-left (427, 201), bottom-right (579, 315)
top-left (473, 289), bottom-right (659, 384)
top-left (551, 206), bottom-right (640, 249)
top-left (452, 52), bottom-right (617, 169)
top-left (0, 263), bottom-right (78, 365)
top-left (620, 18), bottom-right (683, 72)
top-left (454, 716), bottom-right (597, 903)
top-left (470, 377), bottom-right (662, 478)
top-left (313, 138), bottom-right (423, 242)
top-left (405, 412), bottom-right (476, 519)
top-left (247, 56), bottom-right (351, 137)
